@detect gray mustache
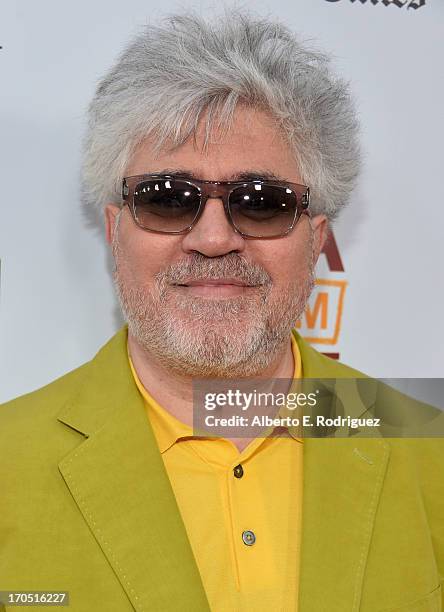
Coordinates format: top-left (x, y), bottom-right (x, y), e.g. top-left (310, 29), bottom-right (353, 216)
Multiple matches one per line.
top-left (156, 253), bottom-right (272, 287)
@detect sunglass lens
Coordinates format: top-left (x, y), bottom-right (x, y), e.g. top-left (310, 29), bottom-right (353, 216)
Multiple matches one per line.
top-left (133, 179), bottom-right (201, 232)
top-left (228, 185), bottom-right (297, 237)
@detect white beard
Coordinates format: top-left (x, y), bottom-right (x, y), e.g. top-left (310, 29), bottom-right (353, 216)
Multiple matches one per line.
top-left (112, 238), bottom-right (315, 378)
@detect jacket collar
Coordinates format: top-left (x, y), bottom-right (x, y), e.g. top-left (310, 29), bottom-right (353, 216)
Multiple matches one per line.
top-left (57, 326), bottom-right (210, 612)
top-left (57, 325), bottom-right (390, 611)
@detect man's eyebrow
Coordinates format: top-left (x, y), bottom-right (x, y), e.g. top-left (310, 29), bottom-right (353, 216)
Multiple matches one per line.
top-left (231, 170), bottom-right (288, 182)
top-left (151, 168), bottom-right (289, 182)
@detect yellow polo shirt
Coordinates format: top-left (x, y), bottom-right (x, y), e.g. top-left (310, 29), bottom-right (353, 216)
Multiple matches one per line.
top-left (128, 334), bottom-right (303, 611)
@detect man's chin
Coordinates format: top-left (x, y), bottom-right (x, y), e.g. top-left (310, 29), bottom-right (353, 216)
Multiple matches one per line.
top-left (166, 293), bottom-right (264, 322)
top-left (164, 314), bottom-right (259, 343)
top-left (129, 313), bottom-right (271, 377)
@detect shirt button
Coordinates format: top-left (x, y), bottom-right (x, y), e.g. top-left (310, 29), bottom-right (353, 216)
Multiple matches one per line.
top-left (233, 464), bottom-right (244, 478)
top-left (242, 530), bottom-right (256, 546)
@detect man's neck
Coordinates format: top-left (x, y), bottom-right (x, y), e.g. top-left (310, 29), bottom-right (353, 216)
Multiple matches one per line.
top-left (127, 332), bottom-right (295, 451)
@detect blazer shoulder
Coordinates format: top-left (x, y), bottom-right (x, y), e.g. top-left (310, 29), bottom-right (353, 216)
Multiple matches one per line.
top-left (292, 328), bottom-right (369, 379)
top-left (0, 359), bottom-right (92, 428)
top-left (0, 326), bottom-right (128, 437)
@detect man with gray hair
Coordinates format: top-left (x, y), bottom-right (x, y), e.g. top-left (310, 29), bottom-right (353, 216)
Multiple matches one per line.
top-left (1, 9), bottom-right (443, 612)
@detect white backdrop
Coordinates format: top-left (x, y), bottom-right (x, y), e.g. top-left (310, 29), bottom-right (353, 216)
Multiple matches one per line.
top-left (1, 0), bottom-right (443, 403)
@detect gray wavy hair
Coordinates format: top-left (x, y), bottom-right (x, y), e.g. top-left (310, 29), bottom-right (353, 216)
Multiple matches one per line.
top-left (80, 8), bottom-right (361, 221)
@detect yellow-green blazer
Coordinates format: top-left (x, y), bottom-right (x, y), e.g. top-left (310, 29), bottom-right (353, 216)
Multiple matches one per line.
top-left (1, 326), bottom-right (443, 611)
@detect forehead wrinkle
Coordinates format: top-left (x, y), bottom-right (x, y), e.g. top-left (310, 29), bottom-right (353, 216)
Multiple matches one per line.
top-left (138, 167), bottom-right (290, 182)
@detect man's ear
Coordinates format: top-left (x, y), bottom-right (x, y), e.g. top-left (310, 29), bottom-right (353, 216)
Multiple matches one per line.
top-left (104, 204), bottom-right (122, 245)
top-left (310, 214), bottom-right (329, 263)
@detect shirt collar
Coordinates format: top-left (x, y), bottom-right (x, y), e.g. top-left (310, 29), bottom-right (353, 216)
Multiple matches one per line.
top-left (128, 332), bottom-right (303, 453)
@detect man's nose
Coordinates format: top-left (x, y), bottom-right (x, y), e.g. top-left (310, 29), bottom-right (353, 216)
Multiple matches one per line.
top-left (180, 196), bottom-right (245, 257)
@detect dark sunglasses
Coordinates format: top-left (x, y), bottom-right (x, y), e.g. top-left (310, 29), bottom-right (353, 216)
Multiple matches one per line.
top-left (121, 174), bottom-right (310, 238)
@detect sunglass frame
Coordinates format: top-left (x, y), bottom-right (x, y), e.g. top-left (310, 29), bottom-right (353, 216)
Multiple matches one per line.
top-left (121, 174), bottom-right (310, 238)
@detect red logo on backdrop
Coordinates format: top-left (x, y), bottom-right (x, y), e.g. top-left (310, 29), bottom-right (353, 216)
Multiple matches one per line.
top-left (296, 229), bottom-right (346, 361)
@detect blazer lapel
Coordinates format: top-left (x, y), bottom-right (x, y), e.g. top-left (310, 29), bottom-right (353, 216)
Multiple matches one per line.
top-left (57, 327), bottom-right (210, 612)
top-left (294, 332), bottom-right (391, 611)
